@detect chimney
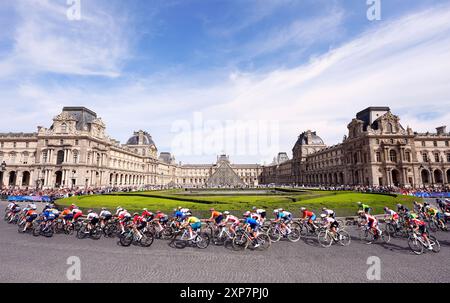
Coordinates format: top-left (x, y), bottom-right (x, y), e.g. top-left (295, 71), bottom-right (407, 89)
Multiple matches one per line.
top-left (436, 126), bottom-right (447, 135)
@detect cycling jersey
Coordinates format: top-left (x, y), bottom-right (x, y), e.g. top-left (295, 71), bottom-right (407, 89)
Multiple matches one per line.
top-left (99, 210), bottom-right (112, 218)
top-left (87, 213), bottom-right (99, 220)
top-left (187, 216), bottom-right (201, 230)
top-left (225, 215), bottom-right (240, 225)
top-left (245, 217), bottom-right (259, 230)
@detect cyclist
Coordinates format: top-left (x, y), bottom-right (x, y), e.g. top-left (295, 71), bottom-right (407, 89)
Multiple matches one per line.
top-left (223, 211), bottom-right (240, 234)
top-left (357, 202), bottom-right (371, 214)
top-left (207, 208), bottom-right (224, 226)
top-left (22, 205), bottom-right (38, 232)
top-left (320, 213), bottom-right (339, 237)
top-left (321, 207), bottom-right (335, 218)
top-left (300, 207), bottom-right (317, 232)
top-left (358, 210), bottom-right (382, 242)
top-left (6, 201), bottom-right (17, 212)
top-left (409, 214), bottom-right (432, 249)
top-left (86, 210), bottom-right (99, 232)
top-left (383, 207), bottom-right (399, 223)
top-left (99, 208), bottom-right (112, 228)
top-left (117, 208), bottom-right (132, 234)
top-left (71, 206), bottom-right (83, 223)
top-left (132, 212), bottom-right (146, 241)
top-left (182, 212), bottom-right (202, 240)
top-left (413, 201), bottom-right (424, 213)
top-left (243, 211), bottom-right (261, 248)
top-left (252, 207), bottom-right (267, 221)
top-left (397, 204), bottom-right (409, 216)
top-left (60, 208), bottom-right (73, 224)
top-left (173, 208), bottom-right (187, 222)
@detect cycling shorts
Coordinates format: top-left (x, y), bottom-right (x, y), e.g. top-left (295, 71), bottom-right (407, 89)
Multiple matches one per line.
top-left (191, 222), bottom-right (201, 230)
top-left (26, 214), bottom-right (38, 222)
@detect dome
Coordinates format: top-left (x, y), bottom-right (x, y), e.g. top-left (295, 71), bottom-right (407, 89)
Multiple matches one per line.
top-left (126, 131), bottom-right (156, 147)
top-left (295, 130), bottom-right (324, 146)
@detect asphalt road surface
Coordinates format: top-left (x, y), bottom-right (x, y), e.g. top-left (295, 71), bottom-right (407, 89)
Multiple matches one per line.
top-left (1, 201), bottom-right (449, 283)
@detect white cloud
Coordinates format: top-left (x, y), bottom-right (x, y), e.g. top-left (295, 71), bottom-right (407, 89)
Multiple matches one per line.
top-left (0, 0), bottom-right (129, 78)
top-left (1, 3), bottom-right (449, 164)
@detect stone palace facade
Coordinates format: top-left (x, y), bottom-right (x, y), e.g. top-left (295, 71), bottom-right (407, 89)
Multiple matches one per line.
top-left (1, 106), bottom-right (449, 189)
top-left (260, 107), bottom-right (450, 188)
top-left (0, 107), bottom-right (261, 189)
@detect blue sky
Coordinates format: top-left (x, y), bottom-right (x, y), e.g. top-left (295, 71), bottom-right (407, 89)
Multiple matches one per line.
top-left (0, 0), bottom-right (450, 164)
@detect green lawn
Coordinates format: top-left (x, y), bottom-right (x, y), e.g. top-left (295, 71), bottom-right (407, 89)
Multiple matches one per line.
top-left (56, 190), bottom-right (420, 217)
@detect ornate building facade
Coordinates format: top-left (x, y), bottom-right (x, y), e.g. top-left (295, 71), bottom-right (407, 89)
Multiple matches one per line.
top-left (262, 107), bottom-right (450, 187)
top-left (0, 107), bottom-right (261, 189)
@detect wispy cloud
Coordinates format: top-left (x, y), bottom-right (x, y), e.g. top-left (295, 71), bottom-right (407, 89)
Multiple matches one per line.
top-left (0, 0), bottom-right (130, 78)
top-left (0, 2), bottom-right (449, 164)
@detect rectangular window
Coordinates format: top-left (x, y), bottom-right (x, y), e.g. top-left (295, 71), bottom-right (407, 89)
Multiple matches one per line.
top-left (422, 141), bottom-right (426, 147)
top-left (434, 153), bottom-right (440, 162)
top-left (75, 140), bottom-right (79, 146)
top-left (376, 152), bottom-right (381, 162)
top-left (13, 142), bottom-right (17, 148)
top-left (446, 141), bottom-right (449, 147)
top-left (447, 154), bottom-right (450, 162)
top-left (423, 153), bottom-right (428, 162)
top-left (405, 152), bottom-right (411, 162)
top-left (433, 141), bottom-right (438, 147)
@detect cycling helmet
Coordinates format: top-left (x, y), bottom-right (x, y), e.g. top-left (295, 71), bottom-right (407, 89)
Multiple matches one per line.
top-left (101, 207), bottom-right (106, 210)
top-left (383, 207), bottom-right (388, 211)
top-left (156, 210), bottom-right (161, 214)
top-left (396, 203), bottom-right (402, 208)
top-left (31, 205), bottom-right (37, 210)
top-left (252, 206), bottom-right (257, 211)
top-left (279, 208), bottom-right (285, 212)
top-left (116, 206), bottom-right (122, 210)
top-left (273, 209), bottom-right (279, 214)
top-left (186, 211), bottom-right (192, 216)
top-left (223, 211), bottom-right (230, 215)
top-left (322, 207), bottom-right (327, 211)
top-left (357, 202), bottom-right (362, 205)
top-left (143, 208), bottom-right (147, 211)
top-left (210, 208), bottom-right (215, 212)
top-left (300, 207), bottom-right (306, 211)
top-left (133, 212), bottom-right (139, 216)
top-left (320, 213), bottom-right (327, 219)
top-left (243, 211), bottom-right (251, 217)
top-left (87, 209), bottom-right (93, 214)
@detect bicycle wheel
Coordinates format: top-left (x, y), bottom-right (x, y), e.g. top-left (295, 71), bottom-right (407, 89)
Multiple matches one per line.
top-left (429, 236), bottom-right (440, 253)
top-left (17, 221), bottom-right (26, 233)
top-left (380, 230), bottom-right (390, 243)
top-left (76, 225), bottom-right (89, 239)
top-left (428, 220), bottom-right (438, 232)
top-left (232, 232), bottom-right (247, 251)
top-left (268, 227), bottom-right (281, 242)
top-left (212, 229), bottom-right (225, 246)
top-left (385, 223), bottom-right (396, 235)
top-left (172, 232), bottom-right (188, 249)
top-left (161, 226), bottom-right (175, 240)
top-left (407, 236), bottom-right (424, 255)
top-left (338, 230), bottom-right (351, 246)
top-left (318, 230), bottom-right (333, 248)
top-left (255, 234), bottom-right (271, 250)
top-left (299, 224), bottom-right (310, 237)
top-left (32, 225), bottom-right (40, 237)
top-left (90, 226), bottom-right (102, 240)
top-left (119, 232), bottom-right (133, 247)
top-left (140, 233), bottom-right (154, 247)
top-left (195, 232), bottom-right (210, 249)
top-left (287, 228), bottom-right (301, 243)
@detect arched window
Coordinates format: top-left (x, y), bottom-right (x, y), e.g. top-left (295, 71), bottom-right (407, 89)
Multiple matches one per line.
top-left (422, 152), bottom-right (429, 162)
top-left (389, 150), bottom-right (397, 162)
top-left (405, 151), bottom-right (411, 162)
top-left (61, 123), bottom-right (67, 133)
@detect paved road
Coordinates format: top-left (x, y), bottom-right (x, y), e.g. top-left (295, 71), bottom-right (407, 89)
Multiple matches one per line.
top-left (1, 201), bottom-right (449, 283)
